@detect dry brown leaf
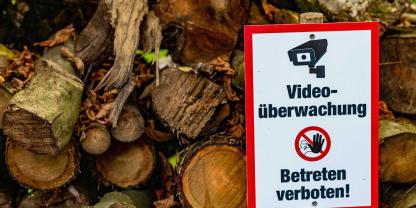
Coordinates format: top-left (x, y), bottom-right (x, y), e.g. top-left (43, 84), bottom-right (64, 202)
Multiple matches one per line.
top-left (34, 24), bottom-right (75, 47)
top-left (96, 103), bottom-right (113, 119)
top-left (153, 195), bottom-right (179, 208)
top-left (379, 101), bottom-right (395, 120)
top-left (261, 0), bottom-right (279, 20)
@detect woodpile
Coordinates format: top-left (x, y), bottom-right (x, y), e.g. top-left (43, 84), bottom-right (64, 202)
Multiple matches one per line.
top-left (0, 0), bottom-right (414, 207)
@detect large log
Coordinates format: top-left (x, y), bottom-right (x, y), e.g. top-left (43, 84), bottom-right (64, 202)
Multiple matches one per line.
top-left (151, 68), bottom-right (226, 139)
top-left (2, 40), bottom-right (83, 155)
top-left (154, 0), bottom-right (250, 65)
top-left (177, 135), bottom-right (246, 208)
top-left (379, 118), bottom-right (416, 183)
top-left (381, 183), bottom-right (416, 208)
top-left (380, 28), bottom-right (416, 114)
top-left (294, 0), bottom-right (409, 33)
top-left (6, 139), bottom-right (80, 190)
top-left (96, 139), bottom-right (156, 188)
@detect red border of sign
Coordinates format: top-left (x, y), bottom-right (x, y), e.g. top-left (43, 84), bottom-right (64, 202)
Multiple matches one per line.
top-left (244, 22), bottom-right (379, 208)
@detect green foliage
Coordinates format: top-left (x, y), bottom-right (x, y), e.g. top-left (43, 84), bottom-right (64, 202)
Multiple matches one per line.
top-left (0, 43), bottom-right (14, 59)
top-left (135, 49), bottom-right (169, 64)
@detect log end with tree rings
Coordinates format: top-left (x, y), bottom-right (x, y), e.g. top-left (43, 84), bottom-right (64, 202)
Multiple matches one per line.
top-left (81, 122), bottom-right (111, 155)
top-left (6, 139), bottom-right (79, 190)
top-left (177, 136), bottom-right (246, 208)
top-left (96, 139), bottom-right (155, 188)
top-left (111, 104), bottom-right (145, 143)
top-left (379, 119), bottom-right (416, 183)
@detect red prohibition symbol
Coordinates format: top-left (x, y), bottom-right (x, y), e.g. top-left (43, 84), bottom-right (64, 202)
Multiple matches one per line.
top-left (295, 126), bottom-right (331, 162)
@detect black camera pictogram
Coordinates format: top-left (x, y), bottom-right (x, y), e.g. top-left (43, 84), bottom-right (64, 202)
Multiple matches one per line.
top-left (288, 39), bottom-right (328, 78)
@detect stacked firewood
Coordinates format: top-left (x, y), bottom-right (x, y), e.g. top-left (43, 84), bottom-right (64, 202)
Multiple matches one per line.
top-left (0, 0), bottom-right (414, 207)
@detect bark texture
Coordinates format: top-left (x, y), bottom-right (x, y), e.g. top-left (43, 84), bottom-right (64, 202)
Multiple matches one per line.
top-left (151, 68), bottom-right (226, 139)
top-left (295, 0), bottom-right (409, 33)
top-left (154, 0), bottom-right (250, 64)
top-left (2, 41), bottom-right (83, 155)
top-left (380, 28), bottom-right (416, 114)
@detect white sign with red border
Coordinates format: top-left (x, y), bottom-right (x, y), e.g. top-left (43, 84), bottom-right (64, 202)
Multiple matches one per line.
top-left (244, 22), bottom-right (379, 208)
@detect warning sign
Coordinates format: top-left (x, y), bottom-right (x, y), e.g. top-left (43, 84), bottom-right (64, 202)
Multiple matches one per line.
top-left (245, 22), bottom-right (379, 208)
top-left (295, 126), bottom-right (331, 162)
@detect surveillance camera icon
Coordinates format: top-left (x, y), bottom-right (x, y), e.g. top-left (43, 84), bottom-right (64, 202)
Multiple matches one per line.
top-left (288, 39), bottom-right (328, 78)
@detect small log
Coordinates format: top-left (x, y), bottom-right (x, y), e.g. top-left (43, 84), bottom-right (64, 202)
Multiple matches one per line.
top-left (379, 118), bottom-right (416, 183)
top-left (0, 88), bottom-right (12, 129)
top-left (96, 139), bottom-right (156, 188)
top-left (177, 135), bottom-right (246, 208)
top-left (381, 183), bottom-right (416, 208)
top-left (154, 0), bottom-right (250, 64)
top-left (6, 138), bottom-right (80, 190)
top-left (81, 122), bottom-right (111, 155)
top-left (93, 190), bottom-right (155, 208)
top-left (151, 68), bottom-right (226, 139)
top-left (110, 104), bottom-right (145, 142)
top-left (380, 28), bottom-right (416, 114)
top-left (2, 40), bottom-right (84, 155)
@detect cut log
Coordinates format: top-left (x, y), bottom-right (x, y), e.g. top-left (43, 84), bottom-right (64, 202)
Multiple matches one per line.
top-left (2, 40), bottom-right (84, 155)
top-left (93, 190), bottom-right (155, 208)
top-left (6, 138), bottom-right (80, 190)
top-left (81, 122), bottom-right (111, 155)
top-left (379, 118), bottom-right (416, 183)
top-left (380, 28), bottom-right (416, 114)
top-left (294, 0), bottom-right (409, 33)
top-left (0, 132), bottom-right (16, 208)
top-left (177, 135), bottom-right (246, 208)
top-left (110, 104), bottom-right (145, 142)
top-left (151, 68), bottom-right (226, 139)
top-left (381, 183), bottom-right (416, 208)
top-left (154, 0), bottom-right (250, 64)
top-left (96, 139), bottom-right (155, 188)
top-left (0, 88), bottom-right (12, 129)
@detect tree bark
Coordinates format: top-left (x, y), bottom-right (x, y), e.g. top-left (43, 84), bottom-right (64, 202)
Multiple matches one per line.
top-left (6, 138), bottom-right (80, 190)
top-left (75, 0), bottom-right (113, 66)
top-left (96, 139), bottom-right (156, 188)
top-left (81, 122), bottom-right (111, 155)
top-left (110, 104), bottom-right (145, 142)
top-left (379, 118), bottom-right (416, 183)
top-left (295, 0), bottom-right (409, 33)
top-left (151, 68), bottom-right (226, 140)
top-left (0, 88), bottom-right (12, 130)
top-left (177, 135), bottom-right (246, 208)
top-left (2, 40), bottom-right (83, 155)
top-left (154, 0), bottom-right (250, 65)
top-left (381, 183), bottom-right (416, 208)
top-left (380, 28), bottom-right (416, 114)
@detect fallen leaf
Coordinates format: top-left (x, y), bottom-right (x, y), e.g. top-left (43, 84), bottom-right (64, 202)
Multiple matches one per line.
top-left (34, 24), bottom-right (75, 47)
top-left (96, 103), bottom-right (113, 119)
top-left (153, 195), bottom-right (179, 208)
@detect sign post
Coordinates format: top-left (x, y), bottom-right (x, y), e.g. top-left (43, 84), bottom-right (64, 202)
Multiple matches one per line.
top-left (244, 22), bottom-right (379, 207)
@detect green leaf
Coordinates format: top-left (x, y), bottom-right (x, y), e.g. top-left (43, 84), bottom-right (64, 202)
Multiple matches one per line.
top-left (0, 44), bottom-right (14, 59)
top-left (135, 49), bottom-right (169, 64)
top-left (168, 154), bottom-right (178, 169)
top-left (27, 188), bottom-right (33, 194)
